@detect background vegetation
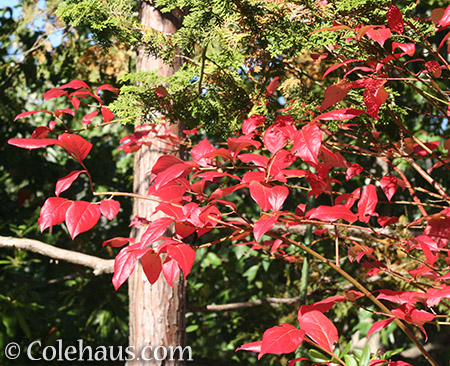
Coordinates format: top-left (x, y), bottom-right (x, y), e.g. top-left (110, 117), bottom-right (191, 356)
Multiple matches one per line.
top-left (1, 0), bottom-right (449, 365)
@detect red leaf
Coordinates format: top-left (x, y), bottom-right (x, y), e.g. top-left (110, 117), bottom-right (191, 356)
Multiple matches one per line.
top-left (254, 215), bottom-right (278, 241)
top-left (346, 163), bottom-right (363, 181)
top-left (437, 5), bottom-right (450, 28)
top-left (296, 204), bottom-right (306, 216)
top-left (153, 163), bottom-right (192, 190)
top-left (148, 179), bottom-right (187, 201)
top-left (199, 205), bottom-right (221, 228)
top-left (380, 176), bottom-right (397, 201)
top-left (102, 237), bottom-right (133, 247)
top-left (31, 126), bottom-right (50, 139)
top-left (112, 243), bottom-right (147, 290)
top-left (162, 257), bottom-right (180, 287)
top-left (49, 120), bottom-right (58, 130)
top-left (152, 155), bottom-right (185, 175)
top-left (388, 361), bottom-right (413, 366)
top-left (367, 318), bottom-right (395, 338)
top-left (259, 324), bottom-right (304, 359)
top-left (57, 133), bottom-right (93, 162)
top-left (175, 222), bottom-right (196, 239)
top-left (195, 171), bottom-right (239, 182)
top-left (298, 310), bottom-right (338, 352)
top-left (100, 199), bottom-right (121, 220)
top-left (210, 183), bottom-right (248, 200)
top-left (141, 249), bottom-right (162, 284)
top-left (387, 5), bottom-right (404, 34)
top-left (268, 150), bottom-right (297, 179)
top-left (167, 243), bottom-right (196, 277)
top-left (268, 186), bottom-right (289, 212)
top-left (202, 147), bottom-right (233, 162)
top-left (54, 108), bottom-right (75, 117)
top-left (191, 138), bottom-right (217, 167)
top-left (155, 202), bottom-right (185, 220)
top-left (8, 138), bottom-right (59, 150)
top-left (242, 170), bottom-right (265, 183)
top-left (43, 88), bottom-right (68, 100)
top-left (243, 115), bottom-right (265, 135)
top-left (306, 205), bottom-right (357, 223)
top-left (81, 110), bottom-right (99, 126)
top-left (70, 96), bottom-right (81, 109)
top-left (69, 88), bottom-right (97, 100)
top-left (348, 243), bottom-right (374, 263)
top-left (65, 201), bottom-right (101, 239)
top-left (141, 217), bottom-right (174, 246)
top-left (365, 26), bottom-right (391, 47)
top-left (376, 289), bottom-right (427, 305)
top-left (335, 188), bottom-right (361, 209)
top-left (227, 135), bottom-right (261, 157)
top-left (323, 59), bottom-right (363, 78)
top-left (426, 286), bottom-right (450, 307)
top-left (408, 264), bottom-right (438, 280)
top-left (236, 341), bottom-right (262, 353)
top-left (14, 110), bottom-right (54, 121)
top-left (60, 79), bottom-right (91, 90)
top-left (249, 181), bottom-right (272, 211)
top-left (437, 31), bottom-right (450, 51)
top-left (96, 84), bottom-right (119, 95)
top-left (264, 125), bottom-right (288, 153)
top-left (55, 170), bottom-right (86, 197)
top-left (129, 216), bottom-right (150, 228)
top-left (378, 216), bottom-right (399, 228)
top-left (287, 357), bottom-right (309, 366)
top-left (266, 77), bottom-right (279, 95)
top-left (310, 24), bottom-right (351, 35)
top-left (364, 80), bottom-right (388, 119)
top-left (320, 81), bottom-right (352, 112)
top-left (424, 217), bottom-right (450, 248)
top-left (313, 108), bottom-right (365, 123)
top-left (38, 197), bottom-right (72, 232)
top-left (391, 304), bottom-right (435, 338)
top-left (364, 79), bottom-right (389, 119)
top-left (444, 137), bottom-right (450, 151)
top-left (292, 124), bottom-right (322, 165)
top-left (346, 290), bottom-right (365, 302)
top-left (425, 61), bottom-right (442, 78)
top-left (392, 42), bottom-right (415, 57)
top-left (415, 235), bottom-right (439, 266)
top-left (298, 296), bottom-right (347, 316)
top-left (358, 184), bottom-right (378, 223)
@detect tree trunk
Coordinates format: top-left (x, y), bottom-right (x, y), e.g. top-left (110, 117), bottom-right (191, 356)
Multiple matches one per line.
top-left (127, 2), bottom-right (186, 365)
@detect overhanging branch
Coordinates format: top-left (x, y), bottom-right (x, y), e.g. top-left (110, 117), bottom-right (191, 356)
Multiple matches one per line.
top-left (188, 296), bottom-right (301, 312)
top-left (0, 236), bottom-right (114, 275)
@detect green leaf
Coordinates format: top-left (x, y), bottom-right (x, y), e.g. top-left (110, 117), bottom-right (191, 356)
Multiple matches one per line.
top-left (308, 348), bottom-right (330, 362)
top-left (15, 309), bottom-right (32, 339)
top-left (360, 344), bottom-right (371, 366)
top-left (353, 348), bottom-right (363, 359)
top-left (243, 264), bottom-right (259, 283)
top-left (344, 354), bottom-right (358, 366)
top-left (186, 324), bottom-right (199, 333)
top-left (340, 341), bottom-right (352, 358)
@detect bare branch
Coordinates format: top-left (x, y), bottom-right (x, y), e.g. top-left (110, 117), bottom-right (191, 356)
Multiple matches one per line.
top-left (0, 236), bottom-right (114, 275)
top-left (188, 296), bottom-right (301, 312)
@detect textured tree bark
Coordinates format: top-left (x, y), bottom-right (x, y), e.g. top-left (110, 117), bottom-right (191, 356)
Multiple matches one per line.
top-left (127, 2), bottom-right (186, 365)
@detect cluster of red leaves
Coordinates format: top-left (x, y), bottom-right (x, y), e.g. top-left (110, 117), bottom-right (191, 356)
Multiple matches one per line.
top-left (315, 4), bottom-right (450, 119)
top-left (8, 81), bottom-right (121, 240)
top-left (136, 109), bottom-right (449, 362)
top-left (6, 4), bottom-right (450, 365)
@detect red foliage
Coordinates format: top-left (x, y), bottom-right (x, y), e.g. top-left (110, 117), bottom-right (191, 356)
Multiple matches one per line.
top-left (8, 5), bottom-right (450, 363)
